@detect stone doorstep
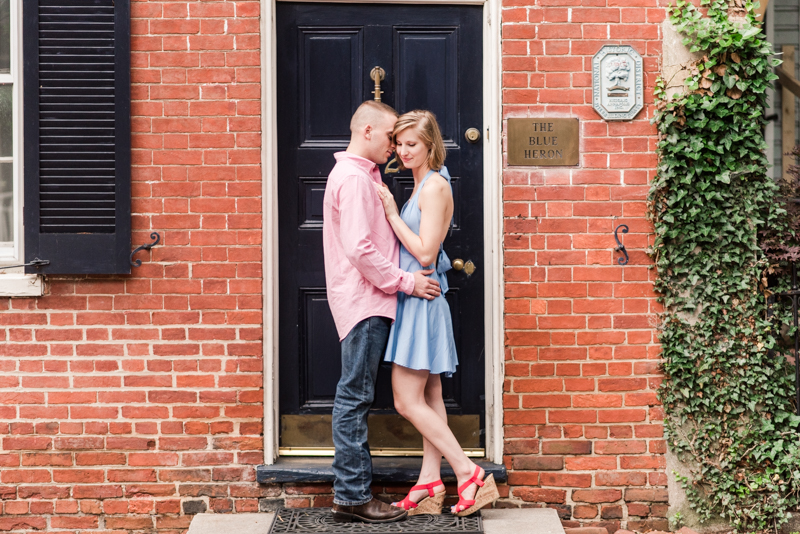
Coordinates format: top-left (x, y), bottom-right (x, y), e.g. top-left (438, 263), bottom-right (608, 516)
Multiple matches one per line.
top-left (187, 508), bottom-right (566, 534)
top-left (256, 458), bottom-right (507, 485)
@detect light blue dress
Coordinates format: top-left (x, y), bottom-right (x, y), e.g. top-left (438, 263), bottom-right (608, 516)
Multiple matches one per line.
top-left (384, 167), bottom-right (458, 376)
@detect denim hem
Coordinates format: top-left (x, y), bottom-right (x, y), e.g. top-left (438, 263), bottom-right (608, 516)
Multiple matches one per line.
top-left (333, 496), bottom-right (373, 507)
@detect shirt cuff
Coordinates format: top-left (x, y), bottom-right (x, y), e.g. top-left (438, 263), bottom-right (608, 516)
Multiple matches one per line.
top-left (399, 272), bottom-right (415, 295)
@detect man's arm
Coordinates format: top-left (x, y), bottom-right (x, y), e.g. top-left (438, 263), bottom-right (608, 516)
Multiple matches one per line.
top-left (338, 175), bottom-right (416, 295)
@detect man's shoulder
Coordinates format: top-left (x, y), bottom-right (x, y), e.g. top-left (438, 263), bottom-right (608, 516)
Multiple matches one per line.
top-left (326, 164), bottom-right (372, 210)
top-left (329, 163), bottom-right (372, 193)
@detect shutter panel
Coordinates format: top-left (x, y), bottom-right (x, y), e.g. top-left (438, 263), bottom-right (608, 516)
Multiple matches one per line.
top-left (23, 0), bottom-right (131, 274)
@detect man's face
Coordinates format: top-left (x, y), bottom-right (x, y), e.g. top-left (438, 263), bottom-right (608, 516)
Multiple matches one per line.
top-left (367, 113), bottom-right (397, 164)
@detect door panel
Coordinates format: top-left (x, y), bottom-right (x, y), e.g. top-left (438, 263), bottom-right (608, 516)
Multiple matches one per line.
top-left (277, 3), bottom-right (484, 454)
top-left (300, 29), bottom-right (363, 145)
top-left (300, 290), bottom-right (341, 408)
top-left (395, 28), bottom-right (459, 146)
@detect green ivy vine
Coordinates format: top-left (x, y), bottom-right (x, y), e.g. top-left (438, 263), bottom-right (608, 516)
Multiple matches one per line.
top-left (651, 0), bottom-right (800, 531)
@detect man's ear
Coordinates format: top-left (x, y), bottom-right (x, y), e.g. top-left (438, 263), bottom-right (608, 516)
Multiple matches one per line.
top-left (364, 124), bottom-right (372, 140)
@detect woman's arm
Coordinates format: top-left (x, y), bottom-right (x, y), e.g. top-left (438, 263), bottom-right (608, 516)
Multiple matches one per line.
top-left (376, 174), bottom-right (453, 267)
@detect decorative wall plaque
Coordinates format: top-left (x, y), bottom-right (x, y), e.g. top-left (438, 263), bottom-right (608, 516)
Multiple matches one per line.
top-left (507, 118), bottom-right (579, 166)
top-left (592, 45), bottom-right (643, 121)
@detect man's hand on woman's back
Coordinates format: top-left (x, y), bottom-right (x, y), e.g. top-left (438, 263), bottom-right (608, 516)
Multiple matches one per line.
top-left (412, 269), bottom-right (441, 300)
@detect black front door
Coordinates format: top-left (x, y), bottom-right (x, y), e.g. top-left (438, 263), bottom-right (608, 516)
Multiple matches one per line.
top-left (277, 3), bottom-right (484, 454)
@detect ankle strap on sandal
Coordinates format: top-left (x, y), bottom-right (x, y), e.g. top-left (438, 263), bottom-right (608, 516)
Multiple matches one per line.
top-left (457, 466), bottom-right (484, 495)
top-left (410, 479), bottom-right (444, 498)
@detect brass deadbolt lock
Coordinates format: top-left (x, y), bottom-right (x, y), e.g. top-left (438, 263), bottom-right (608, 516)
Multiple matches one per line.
top-left (465, 128), bottom-right (481, 144)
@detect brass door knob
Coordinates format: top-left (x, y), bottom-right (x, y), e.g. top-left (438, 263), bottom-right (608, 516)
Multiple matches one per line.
top-left (452, 259), bottom-right (476, 276)
top-left (465, 128), bottom-right (480, 143)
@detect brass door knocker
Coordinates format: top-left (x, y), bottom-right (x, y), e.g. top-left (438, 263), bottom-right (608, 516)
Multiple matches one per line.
top-left (368, 66), bottom-right (399, 173)
top-left (369, 66), bottom-right (385, 102)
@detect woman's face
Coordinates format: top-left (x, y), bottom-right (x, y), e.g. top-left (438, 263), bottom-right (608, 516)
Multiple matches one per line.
top-left (395, 127), bottom-right (430, 171)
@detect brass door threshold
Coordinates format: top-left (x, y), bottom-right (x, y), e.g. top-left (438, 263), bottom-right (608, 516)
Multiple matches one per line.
top-left (279, 447), bottom-right (485, 458)
top-left (281, 414), bottom-right (482, 452)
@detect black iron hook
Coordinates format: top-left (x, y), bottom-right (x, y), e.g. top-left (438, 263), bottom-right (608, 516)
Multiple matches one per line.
top-left (614, 224), bottom-right (629, 266)
top-left (0, 258), bottom-right (50, 271)
top-left (130, 232), bottom-right (161, 268)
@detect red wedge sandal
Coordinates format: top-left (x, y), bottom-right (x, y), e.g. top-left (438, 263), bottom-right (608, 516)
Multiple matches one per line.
top-left (393, 480), bottom-right (446, 516)
top-left (452, 466), bottom-right (499, 516)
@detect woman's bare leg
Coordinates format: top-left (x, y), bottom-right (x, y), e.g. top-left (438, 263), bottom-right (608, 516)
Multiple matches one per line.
top-left (392, 364), bottom-right (483, 510)
top-left (397, 373), bottom-right (447, 504)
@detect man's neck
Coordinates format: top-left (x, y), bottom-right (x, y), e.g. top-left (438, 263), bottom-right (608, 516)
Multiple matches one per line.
top-left (345, 143), bottom-right (375, 164)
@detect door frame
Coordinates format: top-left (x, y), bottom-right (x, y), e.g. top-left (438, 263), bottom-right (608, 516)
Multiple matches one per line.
top-left (261, 0), bottom-right (504, 464)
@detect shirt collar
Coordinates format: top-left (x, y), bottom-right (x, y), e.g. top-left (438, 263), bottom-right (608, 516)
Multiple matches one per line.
top-left (335, 151), bottom-right (379, 176)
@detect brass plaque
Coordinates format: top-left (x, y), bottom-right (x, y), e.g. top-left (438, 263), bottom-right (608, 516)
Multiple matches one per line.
top-left (507, 118), bottom-right (579, 166)
top-left (280, 414), bottom-right (482, 456)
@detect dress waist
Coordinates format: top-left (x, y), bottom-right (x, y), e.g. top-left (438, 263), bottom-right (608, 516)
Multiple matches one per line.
top-left (400, 245), bottom-right (451, 294)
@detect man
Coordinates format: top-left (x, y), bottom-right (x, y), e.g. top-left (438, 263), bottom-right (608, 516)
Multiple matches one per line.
top-left (323, 101), bottom-right (441, 523)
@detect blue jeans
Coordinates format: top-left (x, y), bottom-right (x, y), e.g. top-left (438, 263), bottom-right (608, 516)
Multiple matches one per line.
top-left (332, 316), bottom-right (390, 506)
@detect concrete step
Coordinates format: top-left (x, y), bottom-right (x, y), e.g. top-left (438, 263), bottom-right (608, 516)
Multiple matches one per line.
top-left (187, 508), bottom-right (565, 534)
top-left (483, 509), bottom-right (565, 534)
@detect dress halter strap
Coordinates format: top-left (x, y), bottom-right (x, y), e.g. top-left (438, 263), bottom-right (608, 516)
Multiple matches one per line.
top-left (412, 167), bottom-right (450, 200)
top-left (409, 169), bottom-right (437, 203)
top-left (422, 169), bottom-right (437, 183)
top-left (437, 166), bottom-right (455, 237)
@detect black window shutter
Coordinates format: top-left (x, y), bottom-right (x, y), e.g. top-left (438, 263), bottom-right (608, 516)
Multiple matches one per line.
top-left (23, 0), bottom-right (131, 274)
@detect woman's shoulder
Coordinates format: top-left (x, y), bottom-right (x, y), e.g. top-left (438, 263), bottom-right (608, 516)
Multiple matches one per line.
top-left (418, 173), bottom-right (452, 214)
top-left (421, 172), bottom-right (450, 195)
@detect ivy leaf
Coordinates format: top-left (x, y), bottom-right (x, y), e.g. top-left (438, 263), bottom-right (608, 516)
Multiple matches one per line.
top-left (727, 87), bottom-right (744, 100)
top-left (739, 27), bottom-right (761, 40)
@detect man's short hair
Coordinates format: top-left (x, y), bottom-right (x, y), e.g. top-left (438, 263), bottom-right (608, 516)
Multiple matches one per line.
top-left (350, 101), bottom-right (398, 132)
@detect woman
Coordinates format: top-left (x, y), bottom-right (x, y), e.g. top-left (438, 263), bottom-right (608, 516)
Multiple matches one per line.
top-left (374, 110), bottom-right (499, 516)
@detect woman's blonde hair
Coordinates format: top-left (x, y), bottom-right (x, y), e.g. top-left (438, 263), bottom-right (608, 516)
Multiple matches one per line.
top-left (392, 110), bottom-right (446, 171)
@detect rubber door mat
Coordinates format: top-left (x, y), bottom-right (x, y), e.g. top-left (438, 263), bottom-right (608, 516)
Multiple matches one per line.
top-left (269, 508), bottom-right (483, 534)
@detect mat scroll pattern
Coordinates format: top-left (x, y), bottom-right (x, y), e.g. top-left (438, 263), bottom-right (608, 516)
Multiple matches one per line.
top-left (269, 508), bottom-right (483, 534)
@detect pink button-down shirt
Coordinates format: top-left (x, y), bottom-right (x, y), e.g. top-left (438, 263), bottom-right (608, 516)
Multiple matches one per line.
top-left (323, 152), bottom-right (415, 340)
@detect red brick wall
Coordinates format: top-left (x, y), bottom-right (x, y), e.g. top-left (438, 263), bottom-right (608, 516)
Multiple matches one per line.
top-left (0, 0), bottom-right (268, 531)
top-left (0, 0), bottom-right (668, 532)
top-left (500, 0), bottom-right (667, 530)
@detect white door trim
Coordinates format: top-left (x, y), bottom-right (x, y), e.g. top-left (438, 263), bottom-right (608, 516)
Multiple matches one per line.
top-left (261, 0), bottom-right (280, 464)
top-left (261, 0), bottom-right (504, 465)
